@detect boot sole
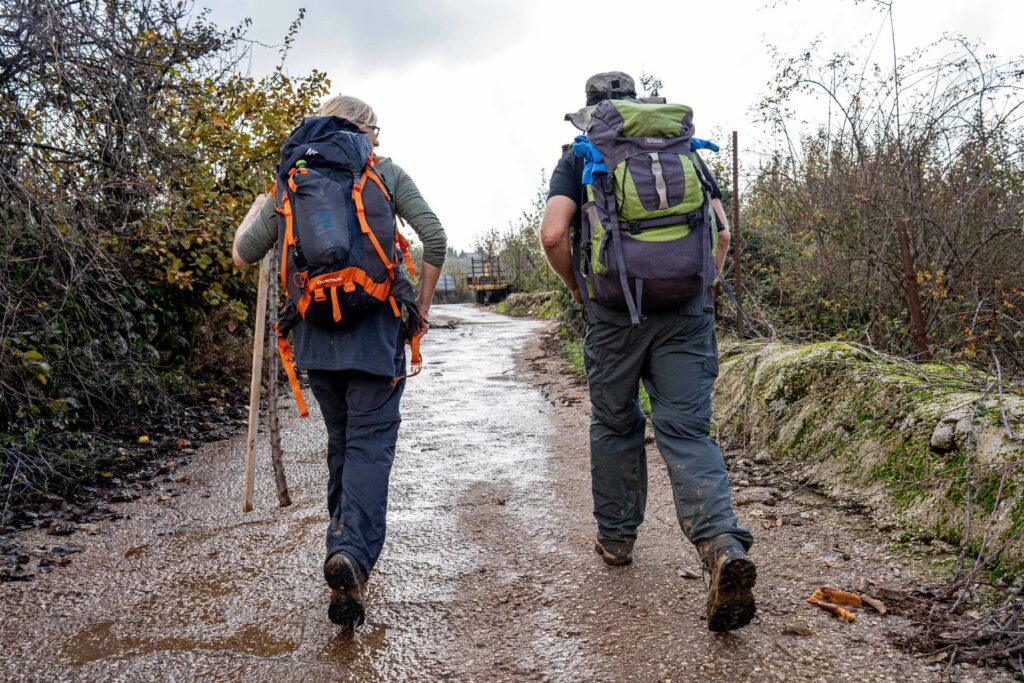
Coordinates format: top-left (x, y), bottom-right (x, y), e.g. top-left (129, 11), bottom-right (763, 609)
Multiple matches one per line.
top-left (324, 554), bottom-right (365, 627)
top-left (594, 540), bottom-right (632, 566)
top-left (707, 558), bottom-right (757, 633)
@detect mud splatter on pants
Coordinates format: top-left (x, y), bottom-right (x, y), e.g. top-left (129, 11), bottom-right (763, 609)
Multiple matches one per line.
top-left (307, 368), bottom-right (406, 578)
top-left (584, 310), bottom-right (753, 558)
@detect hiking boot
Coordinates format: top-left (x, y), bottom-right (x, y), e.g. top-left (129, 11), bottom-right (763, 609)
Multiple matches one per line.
top-left (704, 544), bottom-right (757, 632)
top-left (594, 538), bottom-right (633, 566)
top-left (324, 552), bottom-right (366, 627)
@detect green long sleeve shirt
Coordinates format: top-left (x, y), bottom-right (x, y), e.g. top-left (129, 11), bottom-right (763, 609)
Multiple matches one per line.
top-left (236, 157), bottom-right (447, 267)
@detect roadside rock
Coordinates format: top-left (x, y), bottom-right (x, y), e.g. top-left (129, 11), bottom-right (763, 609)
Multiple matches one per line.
top-left (734, 487), bottom-right (779, 506)
top-left (929, 420), bottom-right (956, 452)
top-left (46, 521), bottom-right (78, 536)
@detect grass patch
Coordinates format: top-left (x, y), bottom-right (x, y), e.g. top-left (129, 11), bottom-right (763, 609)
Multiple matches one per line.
top-left (493, 292), bottom-right (556, 319)
top-left (559, 332), bottom-right (585, 378)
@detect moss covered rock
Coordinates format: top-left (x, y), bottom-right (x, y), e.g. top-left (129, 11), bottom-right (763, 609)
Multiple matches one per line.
top-left (713, 339), bottom-right (1024, 569)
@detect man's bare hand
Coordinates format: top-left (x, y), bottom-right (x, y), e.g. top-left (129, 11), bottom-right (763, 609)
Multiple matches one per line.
top-left (570, 287), bottom-right (583, 304)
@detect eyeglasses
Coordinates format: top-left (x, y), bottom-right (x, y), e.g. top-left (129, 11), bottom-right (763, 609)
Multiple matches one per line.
top-left (367, 125), bottom-right (380, 136)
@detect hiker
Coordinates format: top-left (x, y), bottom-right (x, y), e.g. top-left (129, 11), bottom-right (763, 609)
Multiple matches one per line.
top-left (539, 72), bottom-right (757, 632)
top-left (230, 94), bottom-right (446, 627)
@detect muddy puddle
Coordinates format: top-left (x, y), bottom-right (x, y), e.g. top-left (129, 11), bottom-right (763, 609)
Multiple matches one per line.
top-left (0, 305), bottom-right (557, 681)
top-left (1, 305), bottom-right (1010, 682)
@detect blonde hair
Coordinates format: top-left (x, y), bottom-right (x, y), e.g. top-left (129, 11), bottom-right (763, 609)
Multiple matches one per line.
top-left (317, 94), bottom-right (377, 128)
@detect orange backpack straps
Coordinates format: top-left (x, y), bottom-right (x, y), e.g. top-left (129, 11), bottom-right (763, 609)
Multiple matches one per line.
top-left (391, 331), bottom-right (423, 385)
top-left (395, 228), bottom-right (416, 275)
top-left (274, 324), bottom-right (309, 418)
top-left (352, 169), bottom-right (396, 279)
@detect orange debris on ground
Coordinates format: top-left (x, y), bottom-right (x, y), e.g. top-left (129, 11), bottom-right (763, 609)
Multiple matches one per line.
top-left (806, 587), bottom-right (873, 622)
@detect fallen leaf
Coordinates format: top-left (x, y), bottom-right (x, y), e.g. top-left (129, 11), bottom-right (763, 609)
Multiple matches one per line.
top-left (874, 585), bottom-right (909, 602)
top-left (676, 567), bottom-right (700, 580)
top-left (137, 435), bottom-right (150, 445)
top-left (48, 522), bottom-right (77, 537)
top-left (923, 651), bottom-right (949, 664)
top-left (749, 507), bottom-right (764, 517)
top-left (861, 594), bottom-right (887, 615)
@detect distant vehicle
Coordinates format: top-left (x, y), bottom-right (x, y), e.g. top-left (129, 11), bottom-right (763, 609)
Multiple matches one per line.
top-left (467, 256), bottom-right (513, 304)
top-left (435, 274), bottom-right (457, 293)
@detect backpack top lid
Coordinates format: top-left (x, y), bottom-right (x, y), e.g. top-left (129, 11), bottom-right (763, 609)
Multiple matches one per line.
top-left (277, 115), bottom-right (373, 187)
top-left (578, 99), bottom-right (696, 170)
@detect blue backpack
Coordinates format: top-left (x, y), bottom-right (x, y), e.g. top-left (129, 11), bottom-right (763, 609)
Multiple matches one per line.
top-left (271, 116), bottom-right (421, 415)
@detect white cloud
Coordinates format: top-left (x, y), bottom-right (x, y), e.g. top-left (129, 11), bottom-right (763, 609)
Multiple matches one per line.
top-left (206, 0), bottom-right (1024, 251)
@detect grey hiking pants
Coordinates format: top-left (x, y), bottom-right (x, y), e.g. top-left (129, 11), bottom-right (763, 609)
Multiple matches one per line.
top-left (583, 309), bottom-right (753, 558)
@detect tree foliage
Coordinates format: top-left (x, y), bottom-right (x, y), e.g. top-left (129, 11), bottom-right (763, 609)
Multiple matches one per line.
top-left (745, 35), bottom-right (1024, 371)
top-left (472, 175), bottom-right (557, 294)
top-left (0, 0), bottom-right (328, 505)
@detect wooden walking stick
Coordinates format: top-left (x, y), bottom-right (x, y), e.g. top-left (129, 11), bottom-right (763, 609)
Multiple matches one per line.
top-left (265, 275), bottom-right (291, 507)
top-left (242, 252), bottom-right (271, 513)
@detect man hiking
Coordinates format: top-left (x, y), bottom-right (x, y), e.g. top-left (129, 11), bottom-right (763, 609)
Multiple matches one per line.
top-left (230, 94), bottom-right (446, 628)
top-left (539, 72), bottom-right (756, 632)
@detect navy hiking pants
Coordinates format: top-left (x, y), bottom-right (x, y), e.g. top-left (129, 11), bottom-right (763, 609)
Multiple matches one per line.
top-left (584, 309), bottom-right (753, 558)
top-left (307, 369), bottom-right (405, 578)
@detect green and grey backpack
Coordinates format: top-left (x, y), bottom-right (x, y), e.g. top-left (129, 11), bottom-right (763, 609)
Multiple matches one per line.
top-left (570, 99), bottom-right (718, 325)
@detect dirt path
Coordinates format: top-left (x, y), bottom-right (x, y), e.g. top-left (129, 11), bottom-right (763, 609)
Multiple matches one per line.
top-left (0, 305), bottom-right (1011, 682)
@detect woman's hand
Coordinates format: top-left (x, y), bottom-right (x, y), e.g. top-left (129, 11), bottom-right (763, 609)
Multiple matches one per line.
top-left (416, 301), bottom-right (431, 337)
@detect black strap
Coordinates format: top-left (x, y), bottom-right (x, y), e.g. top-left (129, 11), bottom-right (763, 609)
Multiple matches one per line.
top-left (569, 216), bottom-right (595, 323)
top-left (595, 177), bottom-right (641, 326)
top-left (277, 302), bottom-right (301, 337)
top-left (623, 209), bottom-right (705, 233)
top-left (688, 150), bottom-right (716, 196)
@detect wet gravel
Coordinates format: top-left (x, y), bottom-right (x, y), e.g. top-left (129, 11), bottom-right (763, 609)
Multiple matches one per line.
top-left (0, 305), bottom-right (1014, 682)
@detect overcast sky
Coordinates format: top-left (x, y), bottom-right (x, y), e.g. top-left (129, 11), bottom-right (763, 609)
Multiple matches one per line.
top-left (205, 0), bottom-right (1023, 252)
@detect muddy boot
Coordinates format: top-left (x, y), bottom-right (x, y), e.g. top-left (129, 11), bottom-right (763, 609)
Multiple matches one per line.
top-left (704, 544), bottom-right (757, 632)
top-left (324, 552), bottom-right (366, 628)
top-left (594, 538), bottom-right (633, 566)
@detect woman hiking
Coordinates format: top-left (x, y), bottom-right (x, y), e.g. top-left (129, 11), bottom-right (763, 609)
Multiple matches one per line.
top-left (230, 94), bottom-right (447, 628)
